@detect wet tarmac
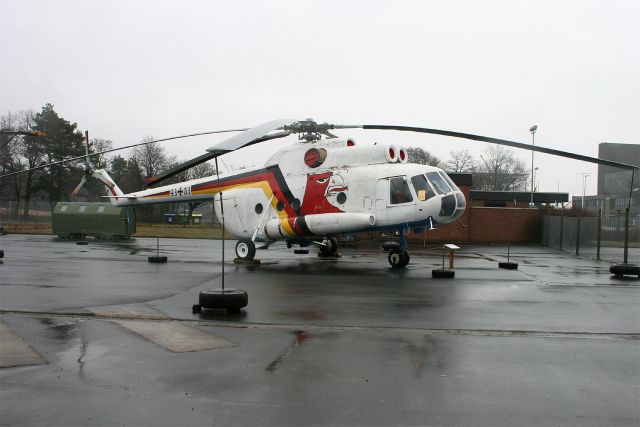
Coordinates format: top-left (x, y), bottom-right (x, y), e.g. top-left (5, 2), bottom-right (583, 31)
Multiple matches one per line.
top-left (1, 234), bottom-right (638, 426)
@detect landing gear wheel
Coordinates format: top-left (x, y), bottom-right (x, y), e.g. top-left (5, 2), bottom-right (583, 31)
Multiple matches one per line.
top-left (235, 238), bottom-right (256, 260)
top-left (388, 249), bottom-right (410, 268)
top-left (199, 289), bottom-right (248, 312)
top-left (319, 236), bottom-right (339, 257)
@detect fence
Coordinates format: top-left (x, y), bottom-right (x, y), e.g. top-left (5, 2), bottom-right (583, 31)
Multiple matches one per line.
top-left (0, 199), bottom-right (217, 225)
top-left (0, 199), bottom-right (53, 224)
top-left (541, 209), bottom-right (640, 263)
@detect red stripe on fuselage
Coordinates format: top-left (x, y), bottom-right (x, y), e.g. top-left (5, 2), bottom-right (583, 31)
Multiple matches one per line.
top-left (192, 170), bottom-right (298, 218)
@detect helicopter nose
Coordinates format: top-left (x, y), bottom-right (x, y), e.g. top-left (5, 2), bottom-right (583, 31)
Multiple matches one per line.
top-left (439, 191), bottom-right (466, 219)
top-left (440, 193), bottom-right (457, 217)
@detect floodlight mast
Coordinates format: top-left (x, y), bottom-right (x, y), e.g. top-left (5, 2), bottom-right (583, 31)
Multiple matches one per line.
top-left (529, 125), bottom-right (537, 207)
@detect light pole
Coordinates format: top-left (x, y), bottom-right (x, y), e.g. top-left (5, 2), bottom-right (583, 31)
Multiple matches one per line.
top-left (529, 125), bottom-right (537, 207)
top-left (582, 174), bottom-right (590, 210)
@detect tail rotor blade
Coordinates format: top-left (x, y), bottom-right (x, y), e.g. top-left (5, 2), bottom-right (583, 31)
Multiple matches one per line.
top-left (71, 175), bottom-right (87, 197)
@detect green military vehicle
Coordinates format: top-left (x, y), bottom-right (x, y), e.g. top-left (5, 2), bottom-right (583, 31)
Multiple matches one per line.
top-left (52, 202), bottom-right (136, 239)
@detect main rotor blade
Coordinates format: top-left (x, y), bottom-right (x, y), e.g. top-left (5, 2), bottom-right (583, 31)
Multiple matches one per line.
top-left (0, 128), bottom-right (248, 179)
top-left (146, 131), bottom-right (293, 187)
top-left (145, 152), bottom-right (219, 187)
top-left (207, 119), bottom-right (297, 153)
top-left (363, 125), bottom-right (638, 171)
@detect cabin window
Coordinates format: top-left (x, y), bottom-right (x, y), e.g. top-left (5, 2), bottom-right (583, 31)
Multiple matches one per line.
top-left (78, 205), bottom-right (87, 213)
top-left (411, 175), bottom-right (436, 201)
top-left (60, 205), bottom-right (68, 212)
top-left (389, 177), bottom-right (413, 204)
top-left (426, 172), bottom-right (451, 194)
top-left (337, 192), bottom-right (347, 204)
top-left (255, 203), bottom-right (263, 214)
top-left (97, 206), bottom-right (106, 213)
top-left (276, 201), bottom-right (285, 211)
top-left (440, 172), bottom-right (458, 191)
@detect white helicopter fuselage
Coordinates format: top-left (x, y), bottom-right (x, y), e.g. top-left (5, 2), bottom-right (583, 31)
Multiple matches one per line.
top-left (96, 138), bottom-right (466, 244)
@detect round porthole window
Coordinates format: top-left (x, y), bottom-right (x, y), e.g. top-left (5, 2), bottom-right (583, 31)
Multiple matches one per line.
top-left (291, 198), bottom-right (301, 211)
top-left (276, 201), bottom-right (285, 211)
top-left (255, 203), bottom-right (263, 214)
top-left (337, 192), bottom-right (347, 204)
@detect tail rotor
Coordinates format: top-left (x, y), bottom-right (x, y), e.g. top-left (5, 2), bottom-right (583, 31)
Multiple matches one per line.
top-left (71, 131), bottom-right (92, 197)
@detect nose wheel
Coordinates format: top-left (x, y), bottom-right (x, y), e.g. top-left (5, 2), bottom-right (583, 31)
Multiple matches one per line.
top-left (388, 249), bottom-right (410, 268)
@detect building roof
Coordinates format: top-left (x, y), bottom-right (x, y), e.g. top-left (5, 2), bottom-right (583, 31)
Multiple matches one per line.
top-left (470, 191), bottom-right (569, 203)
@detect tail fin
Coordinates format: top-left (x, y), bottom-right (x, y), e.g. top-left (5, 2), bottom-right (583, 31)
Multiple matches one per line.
top-left (91, 169), bottom-right (128, 205)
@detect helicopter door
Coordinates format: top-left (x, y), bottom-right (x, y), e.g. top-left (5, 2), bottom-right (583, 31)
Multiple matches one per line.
top-left (214, 192), bottom-right (248, 237)
top-left (375, 179), bottom-right (389, 221)
top-left (363, 196), bottom-right (373, 212)
top-left (383, 176), bottom-right (417, 227)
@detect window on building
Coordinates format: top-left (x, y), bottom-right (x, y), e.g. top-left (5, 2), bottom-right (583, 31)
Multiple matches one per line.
top-left (390, 177), bottom-right (413, 204)
top-left (78, 206), bottom-right (87, 213)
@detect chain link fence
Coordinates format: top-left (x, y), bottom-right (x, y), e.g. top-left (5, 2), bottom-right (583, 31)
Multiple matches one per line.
top-left (0, 199), bottom-right (217, 226)
top-left (541, 209), bottom-right (640, 264)
top-left (0, 199), bottom-right (53, 224)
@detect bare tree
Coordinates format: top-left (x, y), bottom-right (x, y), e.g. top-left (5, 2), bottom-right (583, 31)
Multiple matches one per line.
top-left (406, 147), bottom-right (441, 166)
top-left (474, 145), bottom-right (528, 191)
top-left (188, 162), bottom-right (216, 180)
top-left (89, 138), bottom-right (113, 169)
top-left (131, 136), bottom-right (173, 179)
top-left (0, 111), bottom-right (32, 209)
top-left (1, 109), bottom-right (41, 215)
top-left (444, 149), bottom-right (476, 173)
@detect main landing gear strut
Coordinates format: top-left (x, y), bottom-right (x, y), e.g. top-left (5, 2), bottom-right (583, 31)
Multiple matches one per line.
top-left (387, 235), bottom-right (410, 269)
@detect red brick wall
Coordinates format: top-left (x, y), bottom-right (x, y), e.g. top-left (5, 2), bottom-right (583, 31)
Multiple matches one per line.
top-left (467, 207), bottom-right (539, 243)
top-left (405, 185), bottom-right (540, 243)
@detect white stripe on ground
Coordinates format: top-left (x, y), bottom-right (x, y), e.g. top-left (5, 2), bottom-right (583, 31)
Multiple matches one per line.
top-left (115, 320), bottom-right (235, 352)
top-left (0, 321), bottom-right (46, 368)
top-left (87, 303), bottom-right (170, 320)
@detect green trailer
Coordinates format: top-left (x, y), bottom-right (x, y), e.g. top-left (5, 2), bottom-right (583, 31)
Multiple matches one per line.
top-left (52, 202), bottom-right (136, 239)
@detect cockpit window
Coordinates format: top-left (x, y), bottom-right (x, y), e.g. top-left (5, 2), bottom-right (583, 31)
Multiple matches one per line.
top-left (426, 172), bottom-right (452, 194)
top-left (440, 172), bottom-right (459, 191)
top-left (411, 175), bottom-right (436, 201)
top-left (389, 177), bottom-right (413, 204)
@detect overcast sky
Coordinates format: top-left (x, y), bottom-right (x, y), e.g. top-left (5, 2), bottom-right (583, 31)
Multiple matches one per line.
top-left (3, 0), bottom-right (639, 196)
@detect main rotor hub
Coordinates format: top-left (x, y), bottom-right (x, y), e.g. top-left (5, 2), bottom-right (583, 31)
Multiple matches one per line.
top-left (282, 118), bottom-right (337, 142)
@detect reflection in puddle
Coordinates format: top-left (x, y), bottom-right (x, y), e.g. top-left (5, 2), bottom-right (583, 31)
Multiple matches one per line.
top-left (40, 318), bottom-right (78, 341)
top-left (266, 330), bottom-right (308, 374)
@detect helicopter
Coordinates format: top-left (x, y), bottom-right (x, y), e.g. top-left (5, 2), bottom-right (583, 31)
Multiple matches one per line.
top-left (2, 118), bottom-right (636, 268)
top-left (81, 119), bottom-right (466, 268)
